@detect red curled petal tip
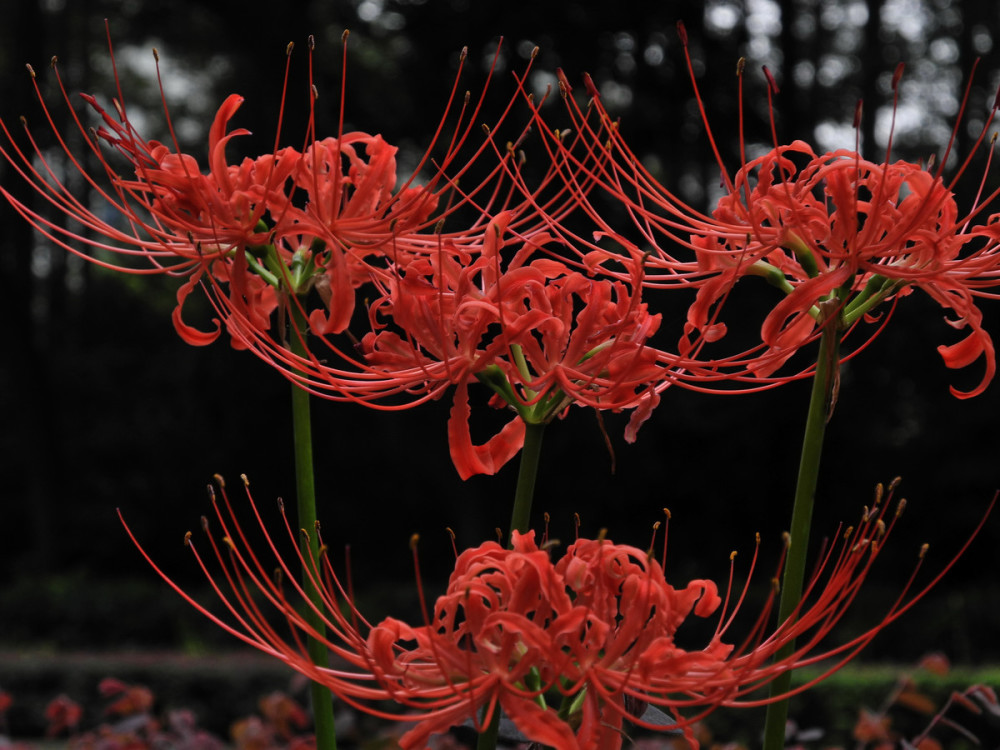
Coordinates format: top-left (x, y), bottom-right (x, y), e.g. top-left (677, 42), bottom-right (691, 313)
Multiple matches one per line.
top-left (762, 65), bottom-right (780, 94)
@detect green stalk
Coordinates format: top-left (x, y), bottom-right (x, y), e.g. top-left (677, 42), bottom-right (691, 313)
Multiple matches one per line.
top-left (761, 316), bottom-right (841, 750)
top-left (288, 314), bottom-right (339, 750)
top-left (508, 420), bottom-right (546, 537)
top-left (473, 420), bottom-right (546, 750)
top-left (475, 709), bottom-right (501, 750)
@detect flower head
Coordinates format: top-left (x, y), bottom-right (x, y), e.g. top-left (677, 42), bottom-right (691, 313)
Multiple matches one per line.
top-left (0, 26), bottom-right (538, 357)
top-left (361, 210), bottom-right (664, 477)
top-left (518, 25), bottom-right (1000, 397)
top-left (122, 477), bottom-right (993, 750)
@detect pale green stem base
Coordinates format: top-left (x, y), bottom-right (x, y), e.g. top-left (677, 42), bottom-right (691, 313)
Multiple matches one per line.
top-left (760, 324), bottom-right (840, 750)
top-left (289, 331), bottom-right (338, 750)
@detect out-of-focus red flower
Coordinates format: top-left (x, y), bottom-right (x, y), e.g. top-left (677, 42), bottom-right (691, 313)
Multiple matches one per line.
top-left (121, 478), bottom-right (993, 750)
top-left (99, 678), bottom-right (155, 717)
top-left (45, 694), bottom-right (83, 736)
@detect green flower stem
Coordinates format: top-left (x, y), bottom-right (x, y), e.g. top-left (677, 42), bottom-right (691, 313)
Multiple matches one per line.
top-left (509, 420), bottom-right (546, 537)
top-left (475, 709), bottom-right (501, 750)
top-left (288, 312), bottom-right (339, 750)
top-left (761, 316), bottom-right (841, 750)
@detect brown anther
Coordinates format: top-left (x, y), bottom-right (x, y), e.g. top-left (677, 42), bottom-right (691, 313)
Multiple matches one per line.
top-left (25, 63), bottom-right (35, 78)
top-left (463, 90), bottom-right (470, 105)
top-left (50, 56), bottom-right (58, 67)
top-left (873, 483), bottom-right (884, 506)
top-left (730, 550), bottom-right (738, 561)
top-left (888, 476), bottom-right (902, 493)
top-left (875, 519), bottom-right (886, 537)
top-left (184, 531), bottom-right (193, 546)
top-left (214, 473), bottom-right (226, 487)
top-left (311, 84), bottom-right (319, 100)
top-left (651, 520), bottom-right (661, 532)
top-left (318, 544), bottom-right (328, 556)
top-left (19, 116), bottom-right (27, 127)
top-left (222, 536), bottom-right (235, 549)
top-left (446, 527), bottom-right (456, 541)
top-left (341, 30), bottom-right (349, 44)
top-left (152, 48), bottom-right (159, 62)
top-left (919, 543), bottom-right (929, 559)
top-left (206, 485), bottom-right (216, 502)
top-left (736, 57), bottom-right (745, 76)
top-left (782, 531), bottom-right (791, 547)
top-left (201, 516), bottom-right (210, 531)
top-left (410, 533), bottom-right (420, 550)
top-left (843, 525), bottom-right (854, 539)
top-left (482, 123), bottom-right (491, 135)
top-left (286, 42), bottom-right (294, 56)
top-left (663, 508), bottom-right (671, 520)
top-left (277, 497), bottom-right (285, 512)
top-left (771, 578), bottom-right (781, 593)
top-left (314, 519), bottom-right (321, 532)
top-left (755, 532), bottom-right (760, 544)
top-left (543, 512), bottom-right (550, 523)
top-left (531, 46), bottom-right (539, 59)
top-left (241, 474), bottom-right (249, 486)
top-left (459, 45), bottom-right (468, 62)
top-left (597, 528), bottom-right (608, 541)
top-left (495, 527), bottom-right (503, 543)
top-left (895, 498), bottom-right (907, 517)
top-left (308, 34), bottom-right (316, 50)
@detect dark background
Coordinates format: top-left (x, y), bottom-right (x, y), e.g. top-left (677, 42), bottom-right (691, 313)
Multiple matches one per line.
top-left (0, 0), bottom-right (998, 692)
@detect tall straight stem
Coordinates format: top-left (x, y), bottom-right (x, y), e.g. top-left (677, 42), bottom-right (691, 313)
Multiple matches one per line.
top-left (475, 419), bottom-right (545, 750)
top-left (761, 322), bottom-right (840, 750)
top-left (289, 325), bottom-right (338, 750)
top-left (508, 420), bottom-right (546, 537)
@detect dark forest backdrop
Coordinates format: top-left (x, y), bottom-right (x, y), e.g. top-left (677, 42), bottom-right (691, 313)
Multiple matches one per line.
top-left (1, 0), bottom-right (998, 674)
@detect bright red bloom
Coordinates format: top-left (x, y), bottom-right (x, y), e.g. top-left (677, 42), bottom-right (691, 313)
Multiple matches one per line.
top-left (361, 210), bottom-right (663, 477)
top-left (517, 28), bottom-right (1000, 397)
top-left (0, 27), bottom-right (534, 357)
top-left (121, 478), bottom-right (993, 750)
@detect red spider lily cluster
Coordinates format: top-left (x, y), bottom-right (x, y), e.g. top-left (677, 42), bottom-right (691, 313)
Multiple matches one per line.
top-left (0, 26), bottom-right (683, 478)
top-left (507, 23), bottom-right (1000, 397)
top-left (120, 477), bottom-right (992, 750)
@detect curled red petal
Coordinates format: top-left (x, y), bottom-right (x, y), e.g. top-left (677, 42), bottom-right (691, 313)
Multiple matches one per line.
top-left (447, 380), bottom-right (526, 479)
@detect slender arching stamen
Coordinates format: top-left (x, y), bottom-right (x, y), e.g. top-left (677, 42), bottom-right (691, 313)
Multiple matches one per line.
top-left (677, 21), bottom-right (734, 193)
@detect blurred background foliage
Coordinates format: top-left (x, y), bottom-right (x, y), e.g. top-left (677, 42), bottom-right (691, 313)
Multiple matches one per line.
top-left (0, 0), bottom-right (998, 673)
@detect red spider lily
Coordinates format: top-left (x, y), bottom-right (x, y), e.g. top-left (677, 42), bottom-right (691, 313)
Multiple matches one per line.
top-left (360, 210), bottom-right (663, 477)
top-left (511, 24), bottom-right (1000, 397)
top-left (0, 24), bottom-right (541, 353)
top-left (121, 477), bottom-right (993, 750)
